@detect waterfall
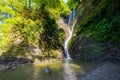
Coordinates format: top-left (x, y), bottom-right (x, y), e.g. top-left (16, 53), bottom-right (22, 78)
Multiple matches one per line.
top-left (64, 9), bottom-right (76, 59)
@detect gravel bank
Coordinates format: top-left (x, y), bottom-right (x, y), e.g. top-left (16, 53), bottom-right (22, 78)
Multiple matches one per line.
top-left (79, 62), bottom-right (120, 80)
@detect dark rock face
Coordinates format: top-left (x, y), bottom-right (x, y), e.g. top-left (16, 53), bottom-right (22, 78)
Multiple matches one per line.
top-left (99, 42), bottom-right (120, 61)
top-left (70, 35), bottom-right (102, 61)
top-left (0, 57), bottom-right (33, 71)
top-left (70, 35), bottom-right (120, 62)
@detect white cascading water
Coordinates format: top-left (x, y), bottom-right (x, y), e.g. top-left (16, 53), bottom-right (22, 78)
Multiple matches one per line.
top-left (64, 9), bottom-right (76, 59)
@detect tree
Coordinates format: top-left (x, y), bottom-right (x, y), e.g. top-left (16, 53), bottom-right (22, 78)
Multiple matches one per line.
top-left (0, 0), bottom-right (68, 59)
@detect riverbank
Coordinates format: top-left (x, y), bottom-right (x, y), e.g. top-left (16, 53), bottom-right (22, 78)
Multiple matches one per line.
top-left (78, 62), bottom-right (120, 80)
top-left (0, 57), bottom-right (64, 72)
top-left (0, 59), bottom-right (120, 80)
top-left (0, 57), bottom-right (33, 71)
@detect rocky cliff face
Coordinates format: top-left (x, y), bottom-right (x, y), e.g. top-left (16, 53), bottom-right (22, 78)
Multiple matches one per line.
top-left (69, 0), bottom-right (120, 61)
top-left (70, 35), bottom-right (120, 61)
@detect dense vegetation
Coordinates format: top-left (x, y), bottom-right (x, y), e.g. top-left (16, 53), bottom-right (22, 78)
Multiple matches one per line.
top-left (0, 0), bottom-right (69, 59)
top-left (75, 0), bottom-right (120, 42)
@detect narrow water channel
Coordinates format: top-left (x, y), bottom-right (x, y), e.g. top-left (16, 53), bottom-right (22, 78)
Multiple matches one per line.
top-left (0, 60), bottom-right (99, 80)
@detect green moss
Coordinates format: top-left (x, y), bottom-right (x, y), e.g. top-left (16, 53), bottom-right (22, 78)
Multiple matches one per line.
top-left (76, 0), bottom-right (120, 42)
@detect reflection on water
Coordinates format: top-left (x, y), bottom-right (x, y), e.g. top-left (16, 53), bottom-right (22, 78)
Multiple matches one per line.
top-left (32, 66), bottom-right (40, 80)
top-left (0, 60), bottom-right (98, 80)
top-left (64, 60), bottom-right (77, 80)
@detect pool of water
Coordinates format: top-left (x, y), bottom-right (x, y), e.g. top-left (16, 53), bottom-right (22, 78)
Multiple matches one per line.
top-left (0, 60), bottom-right (99, 80)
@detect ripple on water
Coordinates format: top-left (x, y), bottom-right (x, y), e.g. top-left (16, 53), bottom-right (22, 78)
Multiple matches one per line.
top-left (63, 60), bottom-right (77, 80)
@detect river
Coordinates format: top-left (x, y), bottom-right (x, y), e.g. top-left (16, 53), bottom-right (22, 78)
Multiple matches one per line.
top-left (0, 60), bottom-right (99, 80)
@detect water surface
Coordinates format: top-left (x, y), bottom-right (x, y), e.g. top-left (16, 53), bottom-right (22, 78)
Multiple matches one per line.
top-left (0, 60), bottom-right (99, 80)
